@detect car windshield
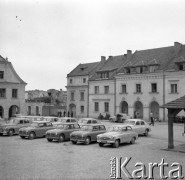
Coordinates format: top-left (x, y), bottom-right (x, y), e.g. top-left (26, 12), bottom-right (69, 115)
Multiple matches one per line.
top-left (56, 124), bottom-right (67, 129)
top-left (80, 125), bottom-right (92, 131)
top-left (110, 126), bottom-right (125, 132)
top-left (124, 120), bottom-right (135, 125)
top-left (30, 123), bottom-right (39, 127)
top-left (9, 119), bottom-right (20, 124)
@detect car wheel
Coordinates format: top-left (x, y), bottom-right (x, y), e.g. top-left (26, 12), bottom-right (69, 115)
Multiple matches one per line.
top-left (145, 129), bottom-right (149, 136)
top-left (130, 137), bottom-right (135, 144)
top-left (113, 140), bottom-right (119, 148)
top-left (20, 136), bottom-right (25, 139)
top-left (84, 137), bottom-right (91, 145)
top-left (29, 132), bottom-right (35, 140)
top-left (47, 138), bottom-right (53, 142)
top-left (71, 141), bottom-right (77, 144)
top-left (58, 134), bottom-right (65, 142)
top-left (99, 143), bottom-right (104, 147)
top-left (8, 129), bottom-right (14, 136)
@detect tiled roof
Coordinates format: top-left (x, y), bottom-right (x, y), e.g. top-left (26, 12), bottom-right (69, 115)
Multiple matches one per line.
top-left (67, 62), bottom-right (99, 77)
top-left (90, 55), bottom-right (127, 80)
top-left (118, 43), bottom-right (185, 73)
top-left (161, 95), bottom-right (185, 109)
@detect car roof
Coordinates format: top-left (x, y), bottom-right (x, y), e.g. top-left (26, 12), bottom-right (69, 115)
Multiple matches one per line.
top-left (81, 124), bottom-right (103, 126)
top-left (112, 124), bottom-right (132, 128)
top-left (32, 121), bottom-right (51, 123)
top-left (79, 118), bottom-right (98, 121)
top-left (53, 122), bottom-right (78, 125)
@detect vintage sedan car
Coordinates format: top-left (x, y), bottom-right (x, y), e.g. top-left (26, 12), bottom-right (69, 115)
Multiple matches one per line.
top-left (0, 118), bottom-right (32, 136)
top-left (109, 113), bottom-right (132, 123)
top-left (46, 123), bottom-right (80, 142)
top-left (19, 121), bottom-right (54, 139)
top-left (52, 117), bottom-right (77, 126)
top-left (78, 118), bottom-right (100, 127)
top-left (97, 125), bottom-right (138, 148)
top-left (70, 124), bottom-right (106, 145)
top-left (124, 119), bottom-right (151, 136)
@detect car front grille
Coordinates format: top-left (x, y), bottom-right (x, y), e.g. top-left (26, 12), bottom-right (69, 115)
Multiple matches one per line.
top-left (100, 137), bottom-right (110, 140)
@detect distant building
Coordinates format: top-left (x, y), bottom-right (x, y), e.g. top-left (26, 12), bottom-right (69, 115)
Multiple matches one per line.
top-left (25, 89), bottom-right (67, 116)
top-left (67, 42), bottom-right (185, 121)
top-left (0, 55), bottom-right (27, 119)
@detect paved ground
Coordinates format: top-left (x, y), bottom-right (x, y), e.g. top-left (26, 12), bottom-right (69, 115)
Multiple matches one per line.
top-left (0, 122), bottom-right (184, 180)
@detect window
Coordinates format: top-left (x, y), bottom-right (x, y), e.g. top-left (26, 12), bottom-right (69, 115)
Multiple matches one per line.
top-left (136, 121), bottom-right (140, 125)
top-left (100, 125), bottom-right (106, 130)
top-left (94, 102), bottom-right (99, 112)
top-left (81, 106), bottom-right (84, 113)
top-left (0, 89), bottom-right (6, 98)
top-left (36, 106), bottom-right (39, 115)
top-left (136, 84), bottom-right (141, 93)
top-left (71, 92), bottom-right (74, 101)
top-left (99, 72), bottom-right (109, 79)
top-left (171, 84), bottom-right (177, 93)
top-left (80, 92), bottom-right (84, 101)
top-left (104, 86), bottom-right (109, 94)
top-left (121, 84), bottom-right (126, 93)
top-left (94, 86), bottom-right (99, 94)
top-left (83, 78), bottom-right (86, 83)
top-left (125, 68), bottom-right (130, 73)
top-left (74, 124), bottom-right (80, 129)
top-left (93, 126), bottom-right (99, 131)
top-left (70, 79), bottom-right (72, 84)
top-left (28, 106), bottom-right (31, 115)
top-left (0, 71), bottom-right (4, 79)
top-left (151, 83), bottom-right (157, 93)
top-left (141, 121), bottom-right (145, 125)
top-left (149, 65), bottom-right (159, 72)
top-left (104, 102), bottom-right (109, 112)
top-left (12, 89), bottom-right (18, 98)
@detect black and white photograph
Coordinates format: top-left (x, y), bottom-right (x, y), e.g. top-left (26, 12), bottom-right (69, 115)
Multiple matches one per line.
top-left (0, 0), bottom-right (185, 179)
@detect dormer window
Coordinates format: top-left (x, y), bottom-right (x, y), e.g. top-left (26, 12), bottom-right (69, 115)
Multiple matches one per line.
top-left (149, 65), bottom-right (159, 72)
top-left (125, 68), bottom-right (130, 74)
top-left (98, 71), bottom-right (109, 79)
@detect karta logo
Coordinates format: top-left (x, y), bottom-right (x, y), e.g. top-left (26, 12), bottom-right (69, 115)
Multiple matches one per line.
top-left (110, 157), bottom-right (184, 179)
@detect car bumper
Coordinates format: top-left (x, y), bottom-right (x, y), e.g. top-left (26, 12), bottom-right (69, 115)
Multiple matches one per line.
top-left (97, 139), bottom-right (115, 144)
top-left (46, 135), bottom-right (59, 140)
top-left (70, 138), bottom-right (85, 143)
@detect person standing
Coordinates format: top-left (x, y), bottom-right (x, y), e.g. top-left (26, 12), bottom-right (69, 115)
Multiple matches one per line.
top-left (150, 111), bottom-right (154, 126)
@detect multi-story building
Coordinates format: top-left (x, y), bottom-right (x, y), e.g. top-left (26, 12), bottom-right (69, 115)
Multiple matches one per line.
top-left (67, 42), bottom-right (185, 121)
top-left (0, 55), bottom-right (27, 119)
top-left (66, 59), bottom-right (105, 118)
top-left (89, 55), bottom-right (128, 118)
top-left (115, 42), bottom-right (185, 121)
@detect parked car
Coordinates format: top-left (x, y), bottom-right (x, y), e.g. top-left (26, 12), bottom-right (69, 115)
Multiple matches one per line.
top-left (70, 124), bottom-right (106, 145)
top-left (19, 121), bottom-right (54, 139)
top-left (46, 123), bottom-right (80, 142)
top-left (78, 118), bottom-right (100, 127)
top-left (124, 119), bottom-right (151, 136)
top-left (53, 117), bottom-right (77, 125)
top-left (97, 125), bottom-right (138, 148)
top-left (0, 118), bottom-right (32, 136)
top-left (109, 113), bottom-right (132, 123)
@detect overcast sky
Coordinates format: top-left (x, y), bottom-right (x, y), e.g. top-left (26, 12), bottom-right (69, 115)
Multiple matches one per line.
top-left (0, 0), bottom-right (185, 91)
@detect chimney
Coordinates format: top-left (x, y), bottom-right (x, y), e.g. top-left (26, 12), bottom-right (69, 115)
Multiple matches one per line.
top-left (174, 42), bottom-right (182, 55)
top-left (108, 56), bottom-right (113, 59)
top-left (127, 50), bottom-right (132, 61)
top-left (101, 56), bottom-right (106, 62)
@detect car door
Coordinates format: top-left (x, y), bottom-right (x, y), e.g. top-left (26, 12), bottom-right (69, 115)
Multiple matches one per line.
top-left (140, 121), bottom-right (146, 134)
top-left (91, 126), bottom-right (100, 141)
top-left (37, 123), bottom-right (45, 137)
top-left (134, 121), bottom-right (141, 134)
top-left (65, 124), bottom-right (75, 139)
top-left (126, 126), bottom-right (134, 142)
top-left (120, 126), bottom-right (129, 143)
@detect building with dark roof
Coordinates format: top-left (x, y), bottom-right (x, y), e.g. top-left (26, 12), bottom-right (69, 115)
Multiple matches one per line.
top-left (66, 59), bottom-right (105, 118)
top-left (0, 55), bottom-right (27, 119)
top-left (67, 42), bottom-right (185, 120)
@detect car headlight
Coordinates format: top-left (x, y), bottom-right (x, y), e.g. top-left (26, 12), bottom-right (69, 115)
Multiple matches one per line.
top-left (55, 132), bottom-right (58, 135)
top-left (110, 136), bottom-right (115, 140)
